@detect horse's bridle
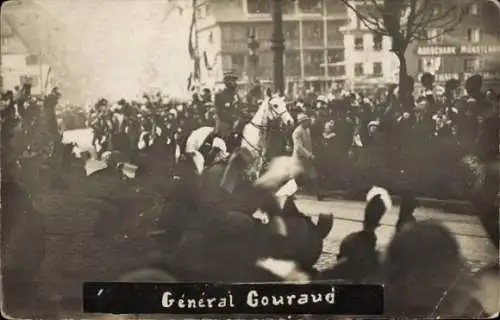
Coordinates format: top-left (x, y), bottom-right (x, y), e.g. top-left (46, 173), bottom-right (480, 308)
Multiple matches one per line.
top-left (243, 100), bottom-right (290, 153)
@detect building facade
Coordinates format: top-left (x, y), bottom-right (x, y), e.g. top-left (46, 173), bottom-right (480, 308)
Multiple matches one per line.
top-left (339, 1), bottom-right (405, 91)
top-left (414, 0), bottom-right (500, 92)
top-left (1, 2), bottom-right (50, 95)
top-left (195, 0), bottom-right (348, 95)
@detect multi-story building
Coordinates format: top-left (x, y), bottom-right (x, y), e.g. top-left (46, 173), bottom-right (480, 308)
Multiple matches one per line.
top-left (339, 1), bottom-right (405, 91)
top-left (195, 0), bottom-right (348, 95)
top-left (414, 0), bottom-right (500, 92)
top-left (1, 1), bottom-right (50, 95)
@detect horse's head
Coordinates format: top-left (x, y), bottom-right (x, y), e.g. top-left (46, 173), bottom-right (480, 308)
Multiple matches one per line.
top-left (265, 95), bottom-right (294, 129)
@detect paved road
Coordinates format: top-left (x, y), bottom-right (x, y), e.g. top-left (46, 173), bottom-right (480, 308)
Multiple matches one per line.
top-left (294, 196), bottom-right (498, 271)
top-left (5, 193), bottom-right (498, 319)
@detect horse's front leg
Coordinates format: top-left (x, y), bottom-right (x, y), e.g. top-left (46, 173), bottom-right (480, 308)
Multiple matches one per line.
top-left (220, 148), bottom-right (255, 193)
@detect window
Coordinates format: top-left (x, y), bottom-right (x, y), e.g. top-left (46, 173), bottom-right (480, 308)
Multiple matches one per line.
top-left (327, 49), bottom-right (344, 64)
top-left (284, 23), bottom-right (299, 39)
top-left (355, 63), bottom-right (364, 76)
top-left (354, 36), bottom-right (364, 50)
top-left (418, 58), bottom-right (424, 73)
top-left (330, 65), bottom-right (345, 77)
top-left (305, 51), bottom-right (324, 75)
top-left (247, 0), bottom-right (271, 14)
top-left (467, 28), bottom-right (480, 43)
top-left (283, 0), bottom-right (296, 14)
top-left (285, 52), bottom-right (300, 76)
top-left (464, 58), bottom-right (478, 72)
top-left (373, 62), bottom-right (382, 76)
top-left (25, 54), bottom-right (39, 66)
top-left (427, 29), bottom-right (442, 44)
top-left (298, 0), bottom-right (322, 14)
top-left (305, 21), bottom-right (323, 38)
top-left (373, 33), bottom-right (382, 51)
top-left (469, 3), bottom-right (478, 15)
top-left (231, 54), bottom-right (245, 69)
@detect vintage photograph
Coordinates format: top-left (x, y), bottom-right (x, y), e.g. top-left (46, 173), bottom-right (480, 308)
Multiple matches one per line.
top-left (1, 0), bottom-right (499, 318)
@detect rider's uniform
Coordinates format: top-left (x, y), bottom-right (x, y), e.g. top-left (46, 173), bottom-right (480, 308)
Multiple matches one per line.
top-left (214, 87), bottom-right (241, 152)
top-left (214, 88), bottom-right (239, 133)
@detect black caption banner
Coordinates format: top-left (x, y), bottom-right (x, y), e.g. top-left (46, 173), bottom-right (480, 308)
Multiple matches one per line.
top-left (83, 282), bottom-right (384, 315)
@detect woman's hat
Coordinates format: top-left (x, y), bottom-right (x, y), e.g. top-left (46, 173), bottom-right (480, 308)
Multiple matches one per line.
top-left (297, 113), bottom-right (310, 123)
top-left (368, 120), bottom-right (380, 128)
top-left (223, 71), bottom-right (238, 81)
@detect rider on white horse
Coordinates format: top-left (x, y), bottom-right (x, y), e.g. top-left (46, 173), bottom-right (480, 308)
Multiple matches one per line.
top-left (214, 71), bottom-right (241, 150)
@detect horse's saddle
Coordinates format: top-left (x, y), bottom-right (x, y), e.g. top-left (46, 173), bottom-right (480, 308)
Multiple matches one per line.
top-left (199, 131), bottom-right (221, 165)
top-left (226, 118), bottom-right (250, 153)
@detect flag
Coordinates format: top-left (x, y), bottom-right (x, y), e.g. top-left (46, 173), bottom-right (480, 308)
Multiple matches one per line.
top-left (187, 0), bottom-right (197, 60)
top-left (187, 73), bottom-right (192, 91)
top-left (187, 0), bottom-right (200, 91)
top-left (203, 51), bottom-right (211, 71)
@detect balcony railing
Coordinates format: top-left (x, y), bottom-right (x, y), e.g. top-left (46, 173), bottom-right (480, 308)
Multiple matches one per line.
top-left (303, 37), bottom-right (324, 47)
top-left (326, 38), bottom-right (344, 47)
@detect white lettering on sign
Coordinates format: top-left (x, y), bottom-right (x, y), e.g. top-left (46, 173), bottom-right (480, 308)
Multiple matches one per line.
top-left (460, 45), bottom-right (500, 55)
top-left (417, 46), bottom-right (457, 56)
top-left (464, 72), bottom-right (500, 81)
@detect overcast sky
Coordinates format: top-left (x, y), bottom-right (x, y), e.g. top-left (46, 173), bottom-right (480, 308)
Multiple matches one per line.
top-left (29, 0), bottom-right (193, 104)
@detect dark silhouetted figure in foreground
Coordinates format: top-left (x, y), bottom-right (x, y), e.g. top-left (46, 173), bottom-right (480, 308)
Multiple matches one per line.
top-left (316, 186), bottom-right (391, 282)
top-left (384, 220), bottom-right (485, 317)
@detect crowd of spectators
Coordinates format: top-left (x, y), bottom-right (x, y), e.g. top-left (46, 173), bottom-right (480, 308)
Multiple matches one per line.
top-left (2, 72), bottom-right (498, 199)
top-left (76, 73), bottom-right (498, 200)
top-left (1, 75), bottom-right (499, 319)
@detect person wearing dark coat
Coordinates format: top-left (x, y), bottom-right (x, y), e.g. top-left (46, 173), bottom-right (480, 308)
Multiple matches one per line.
top-left (44, 87), bottom-right (61, 143)
top-left (384, 220), bottom-right (485, 317)
top-left (214, 71), bottom-right (240, 142)
top-left (316, 186), bottom-right (391, 282)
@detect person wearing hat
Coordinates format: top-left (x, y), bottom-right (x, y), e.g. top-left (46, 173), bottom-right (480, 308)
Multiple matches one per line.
top-left (214, 71), bottom-right (241, 145)
top-left (292, 113), bottom-right (323, 200)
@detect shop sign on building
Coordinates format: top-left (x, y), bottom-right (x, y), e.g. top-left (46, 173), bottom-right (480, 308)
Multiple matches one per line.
top-left (418, 72), bottom-right (500, 82)
top-left (417, 45), bottom-right (500, 56)
top-left (416, 46), bottom-right (457, 56)
top-left (463, 72), bottom-right (500, 81)
top-left (460, 45), bottom-right (500, 55)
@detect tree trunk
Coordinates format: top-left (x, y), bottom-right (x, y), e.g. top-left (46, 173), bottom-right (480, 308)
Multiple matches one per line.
top-left (396, 51), bottom-right (411, 111)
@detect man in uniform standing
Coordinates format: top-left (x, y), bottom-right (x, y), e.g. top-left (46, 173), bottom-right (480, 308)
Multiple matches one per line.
top-left (214, 71), bottom-right (240, 145)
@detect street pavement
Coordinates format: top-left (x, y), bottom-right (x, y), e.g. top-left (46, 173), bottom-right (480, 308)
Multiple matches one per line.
top-left (4, 193), bottom-right (498, 318)
top-left (294, 195), bottom-right (498, 271)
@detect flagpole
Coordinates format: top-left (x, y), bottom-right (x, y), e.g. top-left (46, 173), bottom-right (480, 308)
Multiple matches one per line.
top-left (39, 48), bottom-right (44, 96)
top-left (194, 0), bottom-right (201, 90)
top-left (44, 66), bottom-right (51, 94)
top-left (298, 1), bottom-right (305, 81)
top-left (271, 0), bottom-right (285, 95)
top-left (322, 0), bottom-right (328, 93)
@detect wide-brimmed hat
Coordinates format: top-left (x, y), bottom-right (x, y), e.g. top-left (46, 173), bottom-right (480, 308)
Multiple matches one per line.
top-left (317, 95), bottom-right (327, 103)
top-left (368, 120), bottom-right (380, 128)
top-left (296, 113), bottom-right (310, 123)
top-left (223, 71), bottom-right (238, 81)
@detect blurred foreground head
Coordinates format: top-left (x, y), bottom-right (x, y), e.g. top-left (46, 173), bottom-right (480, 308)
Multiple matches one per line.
top-left (465, 75), bottom-right (483, 96)
top-left (384, 220), bottom-right (476, 316)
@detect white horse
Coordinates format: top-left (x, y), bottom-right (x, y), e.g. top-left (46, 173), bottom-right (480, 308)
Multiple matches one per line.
top-left (183, 95), bottom-right (294, 180)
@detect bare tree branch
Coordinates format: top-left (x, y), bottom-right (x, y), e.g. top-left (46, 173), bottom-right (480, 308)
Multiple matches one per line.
top-left (404, 0), bottom-right (418, 43)
top-left (337, 0), bottom-right (468, 54)
top-left (411, 1), bottom-right (468, 42)
top-left (338, 0), bottom-right (389, 36)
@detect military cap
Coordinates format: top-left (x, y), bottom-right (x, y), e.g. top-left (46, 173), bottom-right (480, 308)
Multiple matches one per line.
top-left (223, 70), bottom-right (238, 81)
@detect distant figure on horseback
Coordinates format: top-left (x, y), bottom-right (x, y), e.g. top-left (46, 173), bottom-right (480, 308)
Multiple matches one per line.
top-left (214, 71), bottom-right (243, 153)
